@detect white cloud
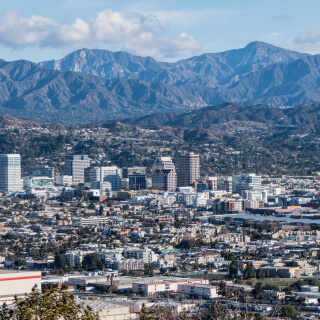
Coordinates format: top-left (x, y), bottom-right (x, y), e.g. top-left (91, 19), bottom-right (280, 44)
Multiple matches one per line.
top-left (162, 33), bottom-right (201, 58)
top-left (56, 18), bottom-right (91, 44)
top-left (123, 32), bottom-right (159, 57)
top-left (92, 10), bottom-right (139, 42)
top-left (294, 29), bottom-right (320, 54)
top-left (122, 31), bottom-right (200, 58)
top-left (0, 12), bottom-right (56, 47)
top-left (0, 10), bottom-right (201, 58)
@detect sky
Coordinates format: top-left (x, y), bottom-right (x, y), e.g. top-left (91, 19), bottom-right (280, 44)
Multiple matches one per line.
top-left (1, 0), bottom-right (320, 62)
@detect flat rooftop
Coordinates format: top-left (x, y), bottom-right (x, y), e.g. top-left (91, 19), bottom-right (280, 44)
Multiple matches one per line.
top-left (132, 278), bottom-right (207, 285)
top-left (0, 270), bottom-right (40, 274)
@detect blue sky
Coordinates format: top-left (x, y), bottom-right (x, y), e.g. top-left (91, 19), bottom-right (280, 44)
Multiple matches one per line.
top-left (1, 0), bottom-right (320, 62)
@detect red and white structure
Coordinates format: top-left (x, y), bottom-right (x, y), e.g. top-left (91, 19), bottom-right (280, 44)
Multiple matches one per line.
top-left (132, 278), bottom-right (209, 296)
top-left (0, 271), bottom-right (41, 304)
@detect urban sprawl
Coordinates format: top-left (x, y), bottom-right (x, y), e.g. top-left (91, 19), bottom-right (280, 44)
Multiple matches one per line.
top-left (1, 128), bottom-right (320, 319)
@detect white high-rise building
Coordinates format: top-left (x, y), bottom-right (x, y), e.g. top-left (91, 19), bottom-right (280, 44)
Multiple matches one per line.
top-left (232, 173), bottom-right (262, 195)
top-left (152, 157), bottom-right (177, 191)
top-left (65, 155), bottom-right (90, 185)
top-left (0, 154), bottom-right (22, 193)
top-left (84, 166), bottom-right (122, 191)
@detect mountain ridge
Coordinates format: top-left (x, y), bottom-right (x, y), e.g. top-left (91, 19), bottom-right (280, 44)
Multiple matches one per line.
top-left (0, 41), bottom-right (318, 124)
top-left (120, 102), bottom-right (320, 135)
top-left (40, 41), bottom-right (308, 88)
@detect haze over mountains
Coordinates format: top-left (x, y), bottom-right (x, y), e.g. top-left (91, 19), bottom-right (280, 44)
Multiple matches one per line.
top-left (0, 41), bottom-right (320, 124)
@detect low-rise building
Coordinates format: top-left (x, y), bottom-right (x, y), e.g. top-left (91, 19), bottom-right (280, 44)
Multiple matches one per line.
top-left (178, 283), bottom-right (220, 299)
top-left (0, 270), bottom-right (41, 304)
top-left (132, 279), bottom-right (209, 296)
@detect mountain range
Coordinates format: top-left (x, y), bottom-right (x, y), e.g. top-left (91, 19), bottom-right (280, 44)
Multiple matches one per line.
top-left (40, 41), bottom-right (307, 88)
top-left (0, 41), bottom-right (319, 124)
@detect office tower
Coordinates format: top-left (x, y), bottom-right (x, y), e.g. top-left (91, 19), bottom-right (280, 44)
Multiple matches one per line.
top-left (84, 166), bottom-right (122, 191)
top-left (177, 152), bottom-right (200, 187)
top-left (0, 154), bottom-right (22, 193)
top-left (122, 167), bottom-right (147, 179)
top-left (232, 173), bottom-right (262, 194)
top-left (152, 157), bottom-right (177, 191)
top-left (29, 165), bottom-right (55, 178)
top-left (129, 173), bottom-right (146, 190)
top-left (65, 155), bottom-right (90, 185)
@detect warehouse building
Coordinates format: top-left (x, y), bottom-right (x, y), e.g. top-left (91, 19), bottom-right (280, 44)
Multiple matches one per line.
top-left (0, 270), bottom-right (41, 304)
top-left (178, 283), bottom-right (220, 299)
top-left (132, 278), bottom-right (209, 296)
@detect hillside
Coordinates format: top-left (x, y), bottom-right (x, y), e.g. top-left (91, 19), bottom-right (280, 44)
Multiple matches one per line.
top-left (121, 103), bottom-right (320, 135)
top-left (0, 59), bottom-right (214, 124)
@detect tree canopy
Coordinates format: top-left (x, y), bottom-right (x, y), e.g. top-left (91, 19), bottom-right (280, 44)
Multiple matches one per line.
top-left (0, 285), bottom-right (99, 320)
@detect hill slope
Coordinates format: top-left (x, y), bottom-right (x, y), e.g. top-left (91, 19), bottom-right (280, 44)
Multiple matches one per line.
top-left (121, 102), bottom-right (320, 135)
top-left (0, 59), bottom-right (217, 124)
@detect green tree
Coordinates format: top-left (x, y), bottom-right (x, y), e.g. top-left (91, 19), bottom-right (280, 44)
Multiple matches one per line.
top-left (281, 304), bottom-right (298, 319)
top-left (228, 261), bottom-right (238, 279)
top-left (82, 253), bottom-right (103, 271)
top-left (0, 285), bottom-right (99, 319)
top-left (218, 280), bottom-right (227, 297)
top-left (252, 281), bottom-right (263, 298)
top-left (139, 303), bottom-right (151, 320)
top-left (256, 268), bottom-right (265, 280)
top-left (144, 263), bottom-right (154, 276)
top-left (14, 259), bottom-right (27, 268)
top-left (243, 263), bottom-right (256, 279)
top-left (54, 253), bottom-right (66, 269)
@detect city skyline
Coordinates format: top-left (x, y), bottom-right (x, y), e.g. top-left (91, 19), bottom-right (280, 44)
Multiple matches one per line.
top-left (1, 1), bottom-right (320, 317)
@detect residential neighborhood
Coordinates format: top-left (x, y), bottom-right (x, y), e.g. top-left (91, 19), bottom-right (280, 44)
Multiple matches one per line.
top-left (0, 125), bottom-right (320, 319)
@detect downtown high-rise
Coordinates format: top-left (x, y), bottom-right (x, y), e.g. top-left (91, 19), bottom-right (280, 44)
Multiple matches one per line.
top-left (177, 152), bottom-right (200, 187)
top-left (152, 157), bottom-right (177, 191)
top-left (84, 166), bottom-right (122, 191)
top-left (0, 154), bottom-right (22, 193)
top-left (65, 155), bottom-right (91, 185)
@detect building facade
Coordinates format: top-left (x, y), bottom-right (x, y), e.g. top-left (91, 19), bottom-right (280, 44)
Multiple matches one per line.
top-left (0, 154), bottom-right (22, 193)
top-left (55, 175), bottom-right (73, 186)
top-left (65, 155), bottom-right (90, 185)
top-left (177, 152), bottom-right (200, 187)
top-left (122, 167), bottom-right (147, 179)
top-left (29, 165), bottom-right (55, 178)
top-left (152, 157), bottom-right (177, 191)
top-left (85, 166), bottom-right (122, 191)
top-left (132, 279), bottom-right (209, 296)
top-left (0, 270), bottom-right (41, 299)
top-left (232, 173), bottom-right (262, 195)
top-left (129, 173), bottom-right (146, 190)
